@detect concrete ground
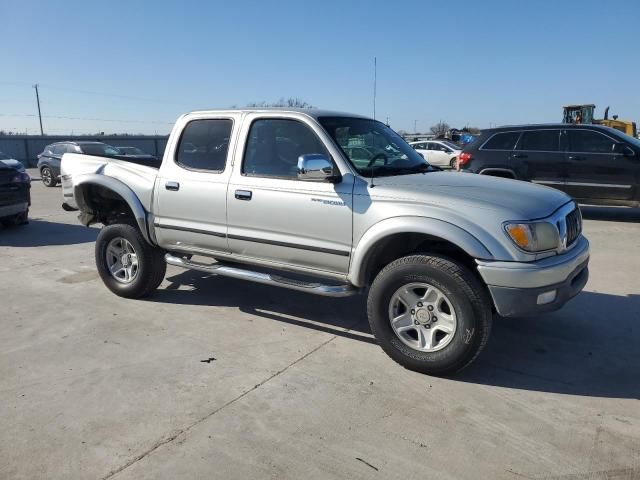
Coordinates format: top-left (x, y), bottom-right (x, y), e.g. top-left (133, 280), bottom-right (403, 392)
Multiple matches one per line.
top-left (1, 170), bottom-right (639, 480)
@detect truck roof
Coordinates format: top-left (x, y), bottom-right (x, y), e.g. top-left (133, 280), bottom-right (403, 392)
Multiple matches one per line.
top-left (185, 108), bottom-right (371, 120)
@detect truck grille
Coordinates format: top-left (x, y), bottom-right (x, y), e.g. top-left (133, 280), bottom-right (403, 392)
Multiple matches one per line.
top-left (565, 207), bottom-right (582, 247)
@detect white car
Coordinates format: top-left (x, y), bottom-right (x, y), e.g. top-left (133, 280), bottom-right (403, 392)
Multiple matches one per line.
top-left (410, 140), bottom-right (461, 169)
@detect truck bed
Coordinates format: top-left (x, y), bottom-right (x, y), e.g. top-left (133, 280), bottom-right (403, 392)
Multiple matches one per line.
top-left (61, 153), bottom-right (158, 212)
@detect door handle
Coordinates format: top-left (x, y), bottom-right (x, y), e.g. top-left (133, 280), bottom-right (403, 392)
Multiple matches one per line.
top-left (165, 181), bottom-right (180, 191)
top-left (235, 189), bottom-right (252, 200)
top-left (512, 153), bottom-right (528, 159)
top-left (568, 155), bottom-right (586, 161)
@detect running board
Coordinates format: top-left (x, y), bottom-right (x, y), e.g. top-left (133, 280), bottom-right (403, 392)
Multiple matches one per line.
top-left (164, 254), bottom-right (358, 297)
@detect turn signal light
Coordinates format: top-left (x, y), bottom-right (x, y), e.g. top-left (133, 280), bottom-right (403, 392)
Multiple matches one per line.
top-left (505, 224), bottom-right (531, 248)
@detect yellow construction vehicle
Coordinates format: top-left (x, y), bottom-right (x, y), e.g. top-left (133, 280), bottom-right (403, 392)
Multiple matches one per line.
top-left (562, 104), bottom-right (637, 137)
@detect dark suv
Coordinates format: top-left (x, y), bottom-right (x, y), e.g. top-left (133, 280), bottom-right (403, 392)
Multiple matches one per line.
top-left (459, 124), bottom-right (640, 207)
top-left (37, 142), bottom-right (119, 187)
top-left (0, 163), bottom-right (31, 227)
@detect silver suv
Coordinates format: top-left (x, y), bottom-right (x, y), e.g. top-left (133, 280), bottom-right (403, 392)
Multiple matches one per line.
top-left (61, 109), bottom-right (590, 375)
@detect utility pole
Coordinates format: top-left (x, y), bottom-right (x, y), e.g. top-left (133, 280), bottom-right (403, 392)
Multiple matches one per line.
top-left (414, 120), bottom-right (417, 133)
top-left (33, 84), bottom-right (44, 135)
top-left (373, 56), bottom-right (377, 120)
top-left (385, 116), bottom-right (389, 126)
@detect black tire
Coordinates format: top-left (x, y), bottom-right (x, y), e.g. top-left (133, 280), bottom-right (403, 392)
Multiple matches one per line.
top-left (367, 254), bottom-right (492, 376)
top-left (0, 209), bottom-right (28, 227)
top-left (41, 166), bottom-right (57, 187)
top-left (95, 223), bottom-right (166, 299)
top-left (449, 157), bottom-right (457, 169)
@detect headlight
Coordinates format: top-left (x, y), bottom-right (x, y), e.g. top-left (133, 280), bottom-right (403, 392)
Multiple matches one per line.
top-left (504, 222), bottom-right (559, 252)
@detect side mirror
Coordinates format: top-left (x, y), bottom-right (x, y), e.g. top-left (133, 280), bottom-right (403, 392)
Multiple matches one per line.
top-left (417, 152), bottom-right (425, 159)
top-left (612, 142), bottom-right (635, 156)
top-left (297, 154), bottom-right (339, 182)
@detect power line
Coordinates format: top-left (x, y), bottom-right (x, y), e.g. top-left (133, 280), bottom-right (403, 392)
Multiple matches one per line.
top-left (38, 83), bottom-right (189, 106)
top-left (0, 80), bottom-right (190, 106)
top-left (0, 113), bottom-right (173, 125)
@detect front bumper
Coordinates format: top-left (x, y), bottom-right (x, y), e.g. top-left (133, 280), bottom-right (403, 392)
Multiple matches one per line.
top-left (476, 236), bottom-right (590, 317)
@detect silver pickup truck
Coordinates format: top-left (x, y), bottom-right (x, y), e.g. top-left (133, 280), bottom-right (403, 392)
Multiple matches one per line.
top-left (61, 109), bottom-right (590, 375)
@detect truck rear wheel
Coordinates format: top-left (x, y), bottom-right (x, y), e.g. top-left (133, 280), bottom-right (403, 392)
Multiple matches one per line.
top-left (95, 223), bottom-right (166, 299)
top-left (367, 254), bottom-right (492, 376)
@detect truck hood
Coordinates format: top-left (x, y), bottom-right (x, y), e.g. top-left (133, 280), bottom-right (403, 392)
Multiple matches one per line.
top-left (369, 171), bottom-right (571, 220)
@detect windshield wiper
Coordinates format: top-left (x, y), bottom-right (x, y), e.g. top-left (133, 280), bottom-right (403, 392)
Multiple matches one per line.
top-left (372, 163), bottom-right (433, 177)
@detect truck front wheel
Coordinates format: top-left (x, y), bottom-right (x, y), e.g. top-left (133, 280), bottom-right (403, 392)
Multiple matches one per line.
top-left (367, 254), bottom-right (492, 376)
top-left (95, 223), bottom-right (166, 299)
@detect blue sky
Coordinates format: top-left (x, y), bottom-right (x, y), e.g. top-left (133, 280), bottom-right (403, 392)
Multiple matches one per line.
top-left (2, 0), bottom-right (639, 134)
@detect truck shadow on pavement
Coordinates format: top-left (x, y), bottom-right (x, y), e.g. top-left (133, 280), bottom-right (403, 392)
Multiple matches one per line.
top-left (0, 219), bottom-right (98, 247)
top-left (580, 205), bottom-right (640, 223)
top-left (151, 272), bottom-right (639, 399)
top-left (457, 290), bottom-right (640, 399)
top-left (150, 270), bottom-right (375, 344)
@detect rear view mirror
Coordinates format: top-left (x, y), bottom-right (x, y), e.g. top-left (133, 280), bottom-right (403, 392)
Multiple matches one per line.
top-left (612, 142), bottom-right (635, 157)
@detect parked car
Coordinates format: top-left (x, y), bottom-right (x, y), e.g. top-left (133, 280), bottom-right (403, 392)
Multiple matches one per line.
top-left (0, 163), bottom-right (31, 227)
top-left (61, 109), bottom-right (589, 376)
top-left (342, 145), bottom-right (405, 169)
top-left (410, 140), bottom-right (461, 168)
top-left (37, 141), bottom-right (120, 187)
top-left (114, 146), bottom-right (160, 168)
top-left (458, 124), bottom-right (640, 207)
top-left (0, 152), bottom-right (26, 172)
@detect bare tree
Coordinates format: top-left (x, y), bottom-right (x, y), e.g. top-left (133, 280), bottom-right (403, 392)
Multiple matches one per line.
top-left (430, 121), bottom-right (450, 137)
top-left (246, 97), bottom-right (314, 109)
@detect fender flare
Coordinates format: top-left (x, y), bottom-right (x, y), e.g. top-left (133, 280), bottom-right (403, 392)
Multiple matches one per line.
top-left (348, 216), bottom-right (494, 287)
top-left (478, 168), bottom-right (517, 178)
top-left (73, 173), bottom-right (152, 244)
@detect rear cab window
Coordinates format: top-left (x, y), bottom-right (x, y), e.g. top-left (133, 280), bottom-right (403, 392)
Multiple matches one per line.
top-left (481, 132), bottom-right (520, 150)
top-left (176, 119), bottom-right (233, 172)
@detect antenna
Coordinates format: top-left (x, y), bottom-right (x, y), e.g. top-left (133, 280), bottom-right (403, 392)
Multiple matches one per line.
top-left (370, 162), bottom-right (375, 188)
top-left (373, 57), bottom-right (377, 120)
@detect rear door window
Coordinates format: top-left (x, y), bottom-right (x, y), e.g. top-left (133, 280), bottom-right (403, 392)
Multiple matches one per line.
top-left (52, 144), bottom-right (67, 156)
top-left (176, 119), bottom-right (233, 172)
top-left (569, 130), bottom-right (616, 154)
top-left (518, 130), bottom-right (560, 151)
top-left (481, 132), bottom-right (520, 150)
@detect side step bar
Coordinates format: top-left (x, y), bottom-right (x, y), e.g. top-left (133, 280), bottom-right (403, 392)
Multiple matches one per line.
top-left (164, 254), bottom-right (358, 298)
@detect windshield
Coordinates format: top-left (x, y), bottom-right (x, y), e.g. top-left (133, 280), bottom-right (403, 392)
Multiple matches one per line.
top-left (80, 144), bottom-right (120, 156)
top-left (614, 130), bottom-right (640, 149)
top-left (319, 117), bottom-right (434, 177)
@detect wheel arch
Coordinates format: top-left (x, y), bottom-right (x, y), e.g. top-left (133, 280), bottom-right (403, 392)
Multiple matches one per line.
top-left (478, 168), bottom-right (516, 179)
top-left (73, 174), bottom-right (152, 244)
top-left (349, 217), bottom-right (494, 287)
